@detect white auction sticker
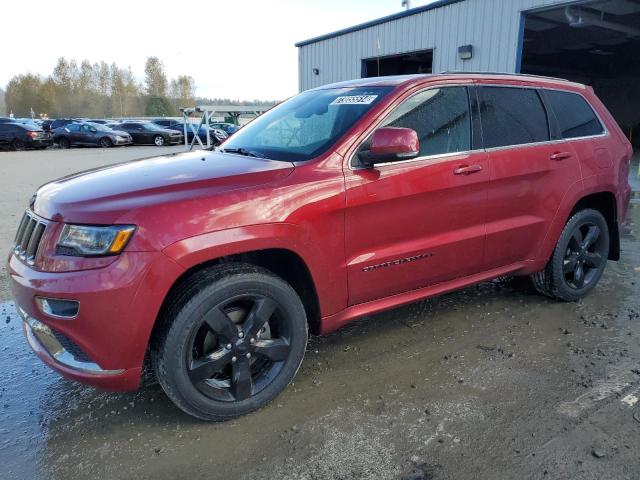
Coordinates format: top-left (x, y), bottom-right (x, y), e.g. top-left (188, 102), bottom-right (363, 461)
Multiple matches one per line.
top-left (330, 95), bottom-right (378, 105)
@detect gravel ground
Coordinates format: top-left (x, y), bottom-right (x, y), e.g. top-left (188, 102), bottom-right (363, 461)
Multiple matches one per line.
top-left (0, 147), bottom-right (639, 480)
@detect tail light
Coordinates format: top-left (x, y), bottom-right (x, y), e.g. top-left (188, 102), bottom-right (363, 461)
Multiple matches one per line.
top-left (26, 131), bottom-right (38, 138)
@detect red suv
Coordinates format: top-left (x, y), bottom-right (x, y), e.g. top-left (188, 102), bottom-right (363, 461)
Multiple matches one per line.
top-left (8, 74), bottom-right (633, 420)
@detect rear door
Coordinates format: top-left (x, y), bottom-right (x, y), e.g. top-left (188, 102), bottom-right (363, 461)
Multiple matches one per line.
top-left (66, 123), bottom-right (82, 145)
top-left (344, 85), bottom-right (489, 305)
top-left (478, 84), bottom-right (581, 269)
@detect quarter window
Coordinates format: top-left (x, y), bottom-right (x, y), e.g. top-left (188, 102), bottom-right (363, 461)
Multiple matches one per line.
top-left (544, 90), bottom-right (604, 139)
top-left (380, 86), bottom-right (472, 158)
top-left (479, 87), bottom-right (549, 148)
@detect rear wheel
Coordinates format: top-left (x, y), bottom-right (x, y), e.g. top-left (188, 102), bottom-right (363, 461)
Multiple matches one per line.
top-left (58, 137), bottom-right (70, 149)
top-left (99, 137), bottom-right (113, 148)
top-left (153, 264), bottom-right (308, 420)
top-left (531, 209), bottom-right (609, 301)
top-left (11, 139), bottom-right (25, 151)
top-left (154, 135), bottom-right (165, 146)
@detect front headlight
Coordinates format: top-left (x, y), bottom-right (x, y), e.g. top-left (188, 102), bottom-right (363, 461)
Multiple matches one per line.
top-left (57, 225), bottom-right (135, 256)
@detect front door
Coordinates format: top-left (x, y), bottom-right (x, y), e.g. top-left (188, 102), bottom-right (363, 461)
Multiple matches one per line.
top-left (344, 85), bottom-right (489, 306)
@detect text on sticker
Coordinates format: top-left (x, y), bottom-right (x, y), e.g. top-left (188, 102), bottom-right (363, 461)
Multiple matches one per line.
top-left (330, 95), bottom-right (378, 105)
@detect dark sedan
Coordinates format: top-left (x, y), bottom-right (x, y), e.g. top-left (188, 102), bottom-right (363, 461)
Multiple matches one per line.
top-left (53, 122), bottom-right (133, 148)
top-left (113, 121), bottom-right (183, 146)
top-left (0, 122), bottom-right (52, 150)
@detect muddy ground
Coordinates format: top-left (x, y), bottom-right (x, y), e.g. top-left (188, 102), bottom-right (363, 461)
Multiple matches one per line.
top-left (0, 147), bottom-right (639, 480)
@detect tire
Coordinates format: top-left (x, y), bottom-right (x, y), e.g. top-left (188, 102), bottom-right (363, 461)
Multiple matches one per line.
top-left (154, 135), bottom-right (165, 146)
top-left (152, 263), bottom-right (308, 420)
top-left (100, 137), bottom-right (113, 148)
top-left (58, 137), bottom-right (70, 149)
top-left (531, 209), bottom-right (609, 301)
top-left (11, 139), bottom-right (26, 151)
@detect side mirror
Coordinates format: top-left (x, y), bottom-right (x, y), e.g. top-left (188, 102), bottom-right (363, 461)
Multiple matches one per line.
top-left (361, 127), bottom-right (420, 167)
top-left (90, 127), bottom-right (97, 133)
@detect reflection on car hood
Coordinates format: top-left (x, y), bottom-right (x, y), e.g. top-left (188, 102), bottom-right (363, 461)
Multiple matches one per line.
top-left (33, 150), bottom-right (295, 223)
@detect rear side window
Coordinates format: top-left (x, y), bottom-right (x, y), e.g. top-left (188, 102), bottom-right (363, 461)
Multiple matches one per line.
top-left (543, 90), bottom-right (604, 139)
top-left (381, 86), bottom-right (471, 157)
top-left (479, 87), bottom-right (549, 148)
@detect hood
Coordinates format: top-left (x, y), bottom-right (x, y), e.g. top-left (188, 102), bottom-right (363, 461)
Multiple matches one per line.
top-left (33, 150), bottom-right (295, 223)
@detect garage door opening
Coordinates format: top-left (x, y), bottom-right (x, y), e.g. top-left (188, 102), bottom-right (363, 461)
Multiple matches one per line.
top-left (520, 0), bottom-right (640, 149)
top-left (362, 49), bottom-right (433, 78)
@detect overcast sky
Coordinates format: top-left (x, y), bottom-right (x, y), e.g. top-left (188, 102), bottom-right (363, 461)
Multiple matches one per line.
top-left (3, 0), bottom-right (434, 101)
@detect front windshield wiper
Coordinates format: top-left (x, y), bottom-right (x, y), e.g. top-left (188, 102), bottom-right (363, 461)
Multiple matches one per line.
top-left (220, 147), bottom-right (268, 159)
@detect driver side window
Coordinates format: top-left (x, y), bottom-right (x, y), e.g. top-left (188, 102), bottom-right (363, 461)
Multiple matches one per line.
top-left (358, 86), bottom-right (472, 163)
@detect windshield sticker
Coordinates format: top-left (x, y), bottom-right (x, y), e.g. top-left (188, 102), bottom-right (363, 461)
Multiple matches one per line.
top-left (330, 95), bottom-right (378, 105)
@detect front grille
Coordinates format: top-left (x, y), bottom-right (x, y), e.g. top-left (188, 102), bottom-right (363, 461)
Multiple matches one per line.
top-left (13, 211), bottom-right (47, 265)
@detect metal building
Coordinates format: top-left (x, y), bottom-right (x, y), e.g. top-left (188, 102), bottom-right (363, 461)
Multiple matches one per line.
top-left (296, 0), bottom-right (640, 140)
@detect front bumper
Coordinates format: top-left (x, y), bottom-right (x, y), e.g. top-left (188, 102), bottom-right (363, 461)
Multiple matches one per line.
top-left (8, 250), bottom-right (184, 391)
top-left (114, 136), bottom-right (133, 146)
top-left (20, 308), bottom-right (142, 390)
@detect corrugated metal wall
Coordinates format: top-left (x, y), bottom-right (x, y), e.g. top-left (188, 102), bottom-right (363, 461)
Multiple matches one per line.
top-left (298, 0), bottom-right (570, 91)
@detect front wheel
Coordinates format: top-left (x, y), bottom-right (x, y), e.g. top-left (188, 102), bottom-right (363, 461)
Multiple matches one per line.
top-left (99, 137), bottom-right (113, 148)
top-left (154, 135), bottom-right (165, 146)
top-left (531, 209), bottom-right (609, 301)
top-left (152, 264), bottom-right (308, 420)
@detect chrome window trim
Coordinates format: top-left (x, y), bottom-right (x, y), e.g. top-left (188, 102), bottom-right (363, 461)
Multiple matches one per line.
top-left (348, 83), bottom-right (609, 171)
top-left (353, 150), bottom-right (474, 171)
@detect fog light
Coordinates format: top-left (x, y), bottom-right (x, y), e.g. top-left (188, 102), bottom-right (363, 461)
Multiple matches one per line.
top-left (35, 297), bottom-right (79, 319)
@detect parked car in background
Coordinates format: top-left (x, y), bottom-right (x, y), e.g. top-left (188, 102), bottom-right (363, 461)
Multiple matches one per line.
top-left (151, 118), bottom-right (180, 128)
top-left (87, 119), bottom-right (112, 125)
top-left (166, 122), bottom-right (227, 145)
top-left (209, 122), bottom-right (240, 135)
top-left (0, 117), bottom-right (15, 123)
top-left (53, 122), bottom-right (132, 148)
top-left (0, 122), bottom-right (52, 150)
top-left (113, 121), bottom-right (183, 146)
top-left (46, 118), bottom-right (78, 133)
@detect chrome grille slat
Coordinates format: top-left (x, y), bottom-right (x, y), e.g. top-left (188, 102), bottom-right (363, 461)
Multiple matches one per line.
top-left (26, 223), bottom-right (45, 264)
top-left (13, 210), bottom-right (48, 265)
top-left (14, 213), bottom-right (29, 245)
top-left (20, 219), bottom-right (36, 255)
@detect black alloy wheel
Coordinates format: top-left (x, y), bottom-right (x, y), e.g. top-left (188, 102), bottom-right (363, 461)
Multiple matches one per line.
top-left (187, 294), bottom-right (291, 402)
top-left (100, 137), bottom-right (113, 148)
top-left (58, 137), bottom-right (70, 149)
top-left (561, 222), bottom-right (607, 290)
top-left (153, 264), bottom-right (308, 420)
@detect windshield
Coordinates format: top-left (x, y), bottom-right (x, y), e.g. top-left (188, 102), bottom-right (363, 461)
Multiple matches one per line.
top-left (221, 86), bottom-right (392, 161)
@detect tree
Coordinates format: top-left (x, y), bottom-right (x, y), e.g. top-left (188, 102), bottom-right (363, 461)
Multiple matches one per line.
top-left (0, 87), bottom-right (6, 116)
top-left (145, 96), bottom-right (174, 117)
top-left (5, 74), bottom-right (51, 117)
top-left (170, 75), bottom-right (196, 109)
top-left (144, 56), bottom-right (168, 97)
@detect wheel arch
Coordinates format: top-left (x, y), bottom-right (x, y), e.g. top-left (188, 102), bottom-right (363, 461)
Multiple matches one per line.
top-left (536, 186), bottom-right (621, 268)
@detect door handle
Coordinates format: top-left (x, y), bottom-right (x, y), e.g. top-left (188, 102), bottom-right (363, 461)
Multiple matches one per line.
top-left (454, 164), bottom-right (483, 175)
top-left (550, 151), bottom-right (572, 161)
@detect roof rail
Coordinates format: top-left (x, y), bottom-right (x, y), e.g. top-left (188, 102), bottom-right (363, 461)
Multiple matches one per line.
top-left (439, 71), bottom-right (570, 82)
